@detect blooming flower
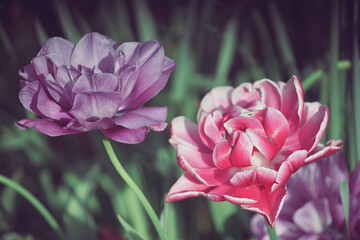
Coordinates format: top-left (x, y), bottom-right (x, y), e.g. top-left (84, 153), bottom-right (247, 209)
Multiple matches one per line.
top-left (251, 152), bottom-right (360, 240)
top-left (166, 77), bottom-right (343, 226)
top-left (16, 32), bottom-right (175, 143)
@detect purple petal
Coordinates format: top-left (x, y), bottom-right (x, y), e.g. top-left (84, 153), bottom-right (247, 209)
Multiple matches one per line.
top-left (113, 107), bottom-right (167, 129)
top-left (101, 126), bottom-right (149, 144)
top-left (70, 92), bottom-right (123, 121)
top-left (70, 32), bottom-right (117, 73)
top-left (37, 37), bottom-right (75, 63)
top-left (16, 118), bottom-right (80, 136)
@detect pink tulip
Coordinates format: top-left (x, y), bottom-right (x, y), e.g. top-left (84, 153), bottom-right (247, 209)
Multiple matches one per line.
top-left (166, 76), bottom-right (343, 227)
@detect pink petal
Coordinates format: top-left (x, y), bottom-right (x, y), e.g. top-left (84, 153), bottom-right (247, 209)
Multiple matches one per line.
top-left (177, 144), bottom-right (215, 169)
top-left (170, 117), bottom-right (209, 152)
top-left (230, 167), bottom-right (277, 187)
top-left (304, 140), bottom-right (343, 164)
top-left (231, 83), bottom-right (261, 107)
top-left (113, 107), bottom-right (167, 129)
top-left (284, 104), bottom-right (329, 153)
top-left (275, 150), bottom-right (307, 186)
top-left (101, 126), bottom-right (149, 144)
top-left (224, 115), bottom-right (264, 135)
top-left (230, 131), bottom-right (253, 167)
top-left (257, 108), bottom-right (290, 150)
top-left (246, 128), bottom-right (278, 161)
top-left (199, 86), bottom-right (234, 114)
top-left (241, 185), bottom-right (287, 228)
top-left (16, 118), bottom-right (80, 136)
top-left (199, 112), bottom-right (223, 149)
top-left (254, 79), bottom-right (282, 110)
top-left (70, 32), bottom-right (116, 73)
top-left (195, 168), bottom-right (236, 186)
top-left (38, 37), bottom-right (74, 63)
top-left (213, 139), bottom-right (233, 169)
top-left (280, 76), bottom-right (304, 133)
top-left (210, 183), bottom-right (260, 205)
top-left (166, 173), bottom-right (218, 202)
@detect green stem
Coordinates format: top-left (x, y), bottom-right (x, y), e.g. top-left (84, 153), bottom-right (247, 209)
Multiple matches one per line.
top-left (102, 137), bottom-right (167, 240)
top-left (0, 174), bottom-right (65, 238)
top-left (266, 221), bottom-right (278, 240)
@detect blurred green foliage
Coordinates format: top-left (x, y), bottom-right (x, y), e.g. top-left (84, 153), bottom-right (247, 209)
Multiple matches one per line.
top-left (0, 0), bottom-right (359, 239)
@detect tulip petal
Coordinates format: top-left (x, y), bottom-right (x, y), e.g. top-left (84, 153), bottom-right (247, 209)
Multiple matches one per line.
top-left (293, 199), bottom-right (332, 233)
top-left (38, 37), bottom-right (74, 63)
top-left (16, 118), bottom-right (80, 136)
top-left (224, 115), bottom-right (264, 135)
top-left (70, 92), bottom-right (123, 121)
top-left (101, 126), bottom-right (149, 144)
top-left (166, 173), bottom-right (219, 202)
top-left (114, 107), bottom-right (167, 129)
top-left (280, 76), bottom-right (304, 133)
top-left (119, 65), bottom-right (139, 99)
top-left (199, 112), bottom-right (223, 149)
top-left (195, 168), bottom-right (236, 186)
top-left (177, 144), bottom-right (215, 169)
top-left (200, 86), bottom-right (234, 114)
top-left (231, 167), bottom-right (277, 187)
top-left (93, 73), bottom-right (120, 92)
top-left (241, 185), bottom-right (287, 228)
top-left (230, 131), bottom-right (253, 167)
top-left (170, 117), bottom-right (210, 152)
top-left (70, 32), bottom-right (117, 73)
top-left (210, 183), bottom-right (260, 205)
top-left (304, 140), bottom-right (343, 164)
top-left (246, 128), bottom-right (278, 161)
top-left (254, 79), bottom-right (282, 110)
top-left (258, 108), bottom-right (290, 150)
top-left (276, 150), bottom-right (307, 186)
top-left (231, 83), bottom-right (261, 107)
top-left (213, 139), bottom-right (233, 169)
top-left (19, 81), bottom-right (43, 116)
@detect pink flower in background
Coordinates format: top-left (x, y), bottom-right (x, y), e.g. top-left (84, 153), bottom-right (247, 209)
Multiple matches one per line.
top-left (166, 76), bottom-right (343, 226)
top-left (251, 152), bottom-right (360, 240)
top-left (17, 32), bottom-right (175, 143)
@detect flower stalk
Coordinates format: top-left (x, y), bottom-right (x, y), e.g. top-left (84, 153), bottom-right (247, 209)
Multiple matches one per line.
top-left (102, 137), bottom-right (167, 240)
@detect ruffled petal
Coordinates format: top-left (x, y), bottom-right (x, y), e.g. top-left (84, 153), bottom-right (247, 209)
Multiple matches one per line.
top-left (275, 150), bottom-right (307, 186)
top-left (101, 126), bottom-right (149, 144)
top-left (16, 118), bottom-right (80, 136)
top-left (254, 79), bottom-right (282, 110)
top-left (231, 83), bottom-right (261, 107)
top-left (113, 107), bottom-right (167, 129)
top-left (37, 37), bottom-right (75, 63)
top-left (304, 140), bottom-right (343, 164)
top-left (70, 32), bottom-right (117, 73)
top-left (170, 116), bottom-right (210, 152)
top-left (230, 131), bottom-right (253, 167)
top-left (246, 128), bottom-right (278, 161)
top-left (280, 76), bottom-right (304, 133)
top-left (200, 86), bottom-right (234, 115)
top-left (213, 139), bottom-right (233, 169)
top-left (166, 173), bottom-right (218, 202)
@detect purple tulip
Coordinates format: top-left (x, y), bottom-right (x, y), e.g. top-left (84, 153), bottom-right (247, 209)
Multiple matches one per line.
top-left (251, 152), bottom-right (360, 239)
top-left (16, 32), bottom-right (175, 143)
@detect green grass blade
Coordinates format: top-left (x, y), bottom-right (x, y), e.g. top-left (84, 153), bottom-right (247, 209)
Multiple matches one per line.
top-left (117, 214), bottom-right (145, 240)
top-left (209, 201), bottom-right (237, 236)
top-left (0, 174), bottom-right (65, 238)
top-left (328, 0), bottom-right (342, 140)
top-left (339, 180), bottom-right (350, 240)
top-left (352, 0), bottom-right (360, 170)
top-left (251, 9), bottom-right (281, 80)
top-left (214, 19), bottom-right (237, 86)
top-left (54, 0), bottom-right (82, 42)
top-left (34, 17), bottom-right (48, 45)
top-left (134, 0), bottom-right (157, 42)
top-left (269, 2), bottom-right (298, 76)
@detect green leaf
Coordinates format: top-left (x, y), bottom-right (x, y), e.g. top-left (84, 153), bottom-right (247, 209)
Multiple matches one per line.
top-left (134, 0), bottom-right (157, 42)
top-left (339, 180), bottom-right (350, 240)
top-left (117, 214), bottom-right (145, 240)
top-left (209, 201), bottom-right (237, 236)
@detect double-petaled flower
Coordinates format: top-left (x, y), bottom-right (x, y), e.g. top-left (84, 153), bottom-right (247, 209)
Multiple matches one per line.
top-left (17, 32), bottom-right (175, 143)
top-left (166, 77), bottom-right (343, 226)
